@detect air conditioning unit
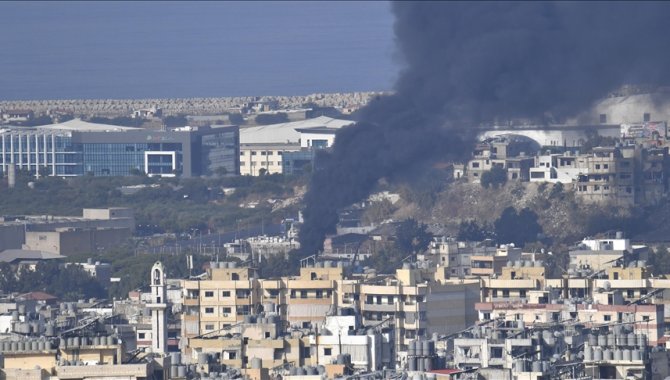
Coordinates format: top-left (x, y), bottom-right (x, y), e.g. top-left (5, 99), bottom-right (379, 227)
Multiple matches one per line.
top-left (223, 313), bottom-right (229, 317)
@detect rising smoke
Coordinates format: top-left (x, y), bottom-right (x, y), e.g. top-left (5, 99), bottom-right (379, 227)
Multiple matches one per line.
top-left (299, 2), bottom-right (670, 255)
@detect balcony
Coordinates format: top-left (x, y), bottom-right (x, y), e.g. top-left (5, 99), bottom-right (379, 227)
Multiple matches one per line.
top-left (363, 303), bottom-right (396, 313)
top-left (183, 297), bottom-right (199, 306)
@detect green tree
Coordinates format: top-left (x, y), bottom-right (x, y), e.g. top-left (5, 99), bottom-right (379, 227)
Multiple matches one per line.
top-left (481, 165), bottom-right (507, 189)
top-left (395, 218), bottom-right (433, 255)
top-left (214, 166), bottom-right (229, 177)
top-left (457, 220), bottom-right (492, 241)
top-left (649, 245), bottom-right (670, 276)
top-left (494, 207), bottom-right (542, 247)
top-left (363, 246), bottom-right (405, 274)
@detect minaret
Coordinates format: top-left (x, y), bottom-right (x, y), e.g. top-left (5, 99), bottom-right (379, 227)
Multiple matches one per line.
top-left (149, 261), bottom-right (168, 354)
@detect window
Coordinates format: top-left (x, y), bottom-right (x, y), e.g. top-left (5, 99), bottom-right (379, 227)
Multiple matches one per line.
top-left (595, 164), bottom-right (600, 169)
top-left (205, 291), bottom-right (214, 298)
top-left (229, 352), bottom-right (236, 360)
top-left (205, 324), bottom-right (215, 330)
top-left (240, 162), bottom-right (245, 166)
top-left (240, 151), bottom-right (245, 156)
top-left (232, 273), bottom-right (240, 280)
top-left (265, 332), bottom-right (271, 338)
top-left (261, 151), bottom-right (267, 155)
top-left (472, 162), bottom-right (480, 168)
top-left (644, 113), bottom-right (651, 122)
top-left (519, 290), bottom-right (526, 298)
top-left (222, 307), bottom-right (232, 314)
top-left (491, 347), bottom-right (503, 358)
top-left (251, 151), bottom-right (257, 155)
top-left (205, 307), bottom-right (214, 314)
top-left (222, 291), bottom-right (231, 297)
top-left (643, 315), bottom-right (650, 322)
top-left (324, 348), bottom-right (332, 356)
top-left (502, 290), bottom-right (509, 297)
top-left (604, 315), bottom-right (611, 321)
top-left (316, 290), bottom-right (323, 298)
top-left (599, 114), bottom-right (607, 124)
top-left (301, 291), bottom-right (308, 299)
top-left (603, 164), bottom-right (609, 169)
top-left (138, 333), bottom-right (146, 339)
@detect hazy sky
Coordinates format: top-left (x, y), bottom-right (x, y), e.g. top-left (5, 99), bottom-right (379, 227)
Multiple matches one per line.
top-left (0, 1), bottom-right (397, 100)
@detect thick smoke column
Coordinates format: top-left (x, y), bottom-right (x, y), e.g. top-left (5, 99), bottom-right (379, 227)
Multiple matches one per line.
top-left (300, 2), bottom-right (670, 255)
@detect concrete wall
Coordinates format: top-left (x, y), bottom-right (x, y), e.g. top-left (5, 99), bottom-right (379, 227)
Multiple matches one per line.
top-left (0, 225), bottom-right (25, 251)
top-left (24, 228), bottom-right (131, 255)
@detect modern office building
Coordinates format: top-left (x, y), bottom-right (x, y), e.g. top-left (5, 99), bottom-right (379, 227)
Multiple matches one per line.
top-left (0, 119), bottom-right (239, 178)
top-left (239, 116), bottom-right (353, 176)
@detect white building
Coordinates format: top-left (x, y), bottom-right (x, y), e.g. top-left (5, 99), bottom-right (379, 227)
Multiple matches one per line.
top-left (239, 116), bottom-right (353, 176)
top-left (529, 152), bottom-right (588, 183)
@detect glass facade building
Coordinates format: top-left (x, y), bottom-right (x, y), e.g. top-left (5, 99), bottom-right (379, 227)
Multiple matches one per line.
top-left (0, 124), bottom-right (239, 178)
top-left (281, 149), bottom-right (316, 175)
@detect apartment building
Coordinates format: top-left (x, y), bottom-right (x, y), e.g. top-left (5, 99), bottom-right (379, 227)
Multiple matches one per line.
top-left (568, 235), bottom-right (648, 272)
top-left (573, 146), bottom-right (636, 205)
top-left (181, 263), bottom-right (260, 339)
top-left (427, 239), bottom-right (497, 278)
top-left (180, 261), bottom-right (480, 370)
top-left (470, 245), bottom-right (523, 277)
top-left (345, 265), bottom-right (480, 358)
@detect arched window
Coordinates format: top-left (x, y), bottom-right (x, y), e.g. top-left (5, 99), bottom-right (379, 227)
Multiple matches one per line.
top-left (154, 268), bottom-right (161, 285)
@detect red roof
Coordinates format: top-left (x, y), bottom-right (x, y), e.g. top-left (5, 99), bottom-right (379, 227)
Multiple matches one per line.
top-left (431, 369), bottom-right (465, 375)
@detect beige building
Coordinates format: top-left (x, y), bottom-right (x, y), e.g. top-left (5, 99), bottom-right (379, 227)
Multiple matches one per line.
top-left (180, 262), bottom-right (480, 371)
top-left (345, 266), bottom-right (480, 356)
top-left (574, 146), bottom-right (636, 205)
top-left (23, 227), bottom-right (131, 256)
top-left (239, 143), bottom-right (299, 176)
top-left (181, 263), bottom-right (260, 339)
top-left (0, 336), bottom-right (166, 380)
top-left (470, 245), bottom-right (523, 277)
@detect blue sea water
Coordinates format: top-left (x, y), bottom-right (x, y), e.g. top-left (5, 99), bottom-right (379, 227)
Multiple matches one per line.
top-left (0, 1), bottom-right (397, 100)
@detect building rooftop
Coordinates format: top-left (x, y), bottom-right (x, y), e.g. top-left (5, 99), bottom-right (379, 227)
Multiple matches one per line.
top-left (240, 116), bottom-right (353, 144)
top-left (31, 118), bottom-right (140, 132)
top-left (0, 249), bottom-right (66, 263)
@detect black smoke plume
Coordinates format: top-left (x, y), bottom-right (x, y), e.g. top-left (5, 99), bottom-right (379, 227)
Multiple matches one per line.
top-left (299, 2), bottom-right (670, 255)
